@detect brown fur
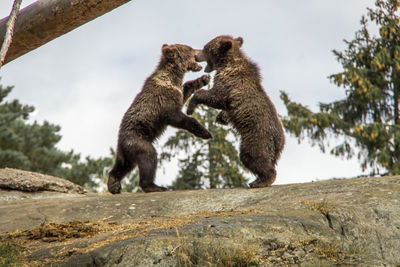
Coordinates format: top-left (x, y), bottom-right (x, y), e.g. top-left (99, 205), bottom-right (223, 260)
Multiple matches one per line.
top-left (108, 44), bottom-right (212, 194)
top-left (188, 35), bottom-right (285, 188)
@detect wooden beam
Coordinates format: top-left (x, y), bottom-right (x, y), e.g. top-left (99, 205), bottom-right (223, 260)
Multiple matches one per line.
top-left (0, 0), bottom-right (132, 65)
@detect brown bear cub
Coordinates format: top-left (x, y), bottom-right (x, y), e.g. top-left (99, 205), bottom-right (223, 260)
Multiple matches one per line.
top-left (108, 44), bottom-right (212, 194)
top-left (188, 35), bottom-right (285, 188)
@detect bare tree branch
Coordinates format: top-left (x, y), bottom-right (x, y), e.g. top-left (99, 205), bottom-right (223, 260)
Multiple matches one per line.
top-left (0, 0), bottom-right (132, 66)
top-left (0, 0), bottom-right (22, 67)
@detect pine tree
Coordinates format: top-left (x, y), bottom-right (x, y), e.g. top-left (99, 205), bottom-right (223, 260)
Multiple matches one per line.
top-left (0, 81), bottom-right (112, 187)
top-left (280, 0), bottom-right (400, 175)
top-left (161, 106), bottom-right (248, 190)
top-left (0, 82), bottom-right (34, 169)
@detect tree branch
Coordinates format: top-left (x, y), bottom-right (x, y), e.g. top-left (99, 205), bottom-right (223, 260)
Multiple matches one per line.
top-left (0, 0), bottom-right (22, 67)
top-left (0, 0), bottom-right (132, 65)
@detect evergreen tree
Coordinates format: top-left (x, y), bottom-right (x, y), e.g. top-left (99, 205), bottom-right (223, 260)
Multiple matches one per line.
top-left (0, 81), bottom-right (112, 187)
top-left (280, 0), bottom-right (400, 175)
top-left (161, 106), bottom-right (248, 190)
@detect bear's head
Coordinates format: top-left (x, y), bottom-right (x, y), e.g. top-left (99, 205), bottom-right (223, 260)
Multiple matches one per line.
top-left (161, 44), bottom-right (203, 72)
top-left (195, 35), bottom-right (243, 73)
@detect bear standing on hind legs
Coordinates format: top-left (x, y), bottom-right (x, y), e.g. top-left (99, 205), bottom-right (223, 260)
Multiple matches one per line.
top-left (108, 44), bottom-right (212, 194)
top-left (188, 35), bottom-right (285, 188)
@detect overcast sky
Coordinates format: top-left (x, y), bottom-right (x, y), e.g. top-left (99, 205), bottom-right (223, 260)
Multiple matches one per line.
top-left (0, 0), bottom-right (377, 187)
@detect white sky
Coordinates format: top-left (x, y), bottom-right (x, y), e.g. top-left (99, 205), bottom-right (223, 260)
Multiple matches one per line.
top-left (0, 0), bottom-right (377, 187)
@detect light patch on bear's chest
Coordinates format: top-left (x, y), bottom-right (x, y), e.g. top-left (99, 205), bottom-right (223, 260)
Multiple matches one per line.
top-left (218, 64), bottom-right (244, 79)
top-left (222, 66), bottom-right (237, 74)
top-left (153, 73), bottom-right (182, 94)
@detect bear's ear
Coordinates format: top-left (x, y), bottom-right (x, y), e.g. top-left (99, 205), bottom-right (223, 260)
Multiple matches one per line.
top-left (234, 37), bottom-right (243, 48)
top-left (219, 40), bottom-right (232, 54)
top-left (162, 44), bottom-right (168, 48)
top-left (162, 45), bottom-right (177, 59)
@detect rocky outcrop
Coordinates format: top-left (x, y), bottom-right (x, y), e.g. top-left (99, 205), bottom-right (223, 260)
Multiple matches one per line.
top-left (0, 168), bottom-right (86, 202)
top-left (0, 169), bottom-right (399, 266)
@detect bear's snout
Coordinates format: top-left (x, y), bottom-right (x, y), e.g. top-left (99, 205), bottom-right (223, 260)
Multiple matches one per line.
top-left (195, 50), bottom-right (206, 62)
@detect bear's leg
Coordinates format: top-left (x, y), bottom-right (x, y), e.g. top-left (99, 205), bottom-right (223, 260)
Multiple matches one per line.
top-left (240, 149), bottom-right (276, 188)
top-left (137, 143), bottom-right (167, 193)
top-left (187, 89), bottom-right (226, 115)
top-left (108, 147), bottom-right (135, 194)
top-left (248, 164), bottom-right (276, 188)
top-left (166, 112), bottom-right (212, 139)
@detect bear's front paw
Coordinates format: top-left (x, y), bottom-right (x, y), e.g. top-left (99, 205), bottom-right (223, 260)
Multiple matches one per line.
top-left (199, 130), bottom-right (212, 140)
top-left (200, 75), bottom-right (211, 86)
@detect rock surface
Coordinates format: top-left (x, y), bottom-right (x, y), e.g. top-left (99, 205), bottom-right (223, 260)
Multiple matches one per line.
top-left (1, 168), bottom-right (400, 266)
top-left (0, 168), bottom-right (86, 202)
